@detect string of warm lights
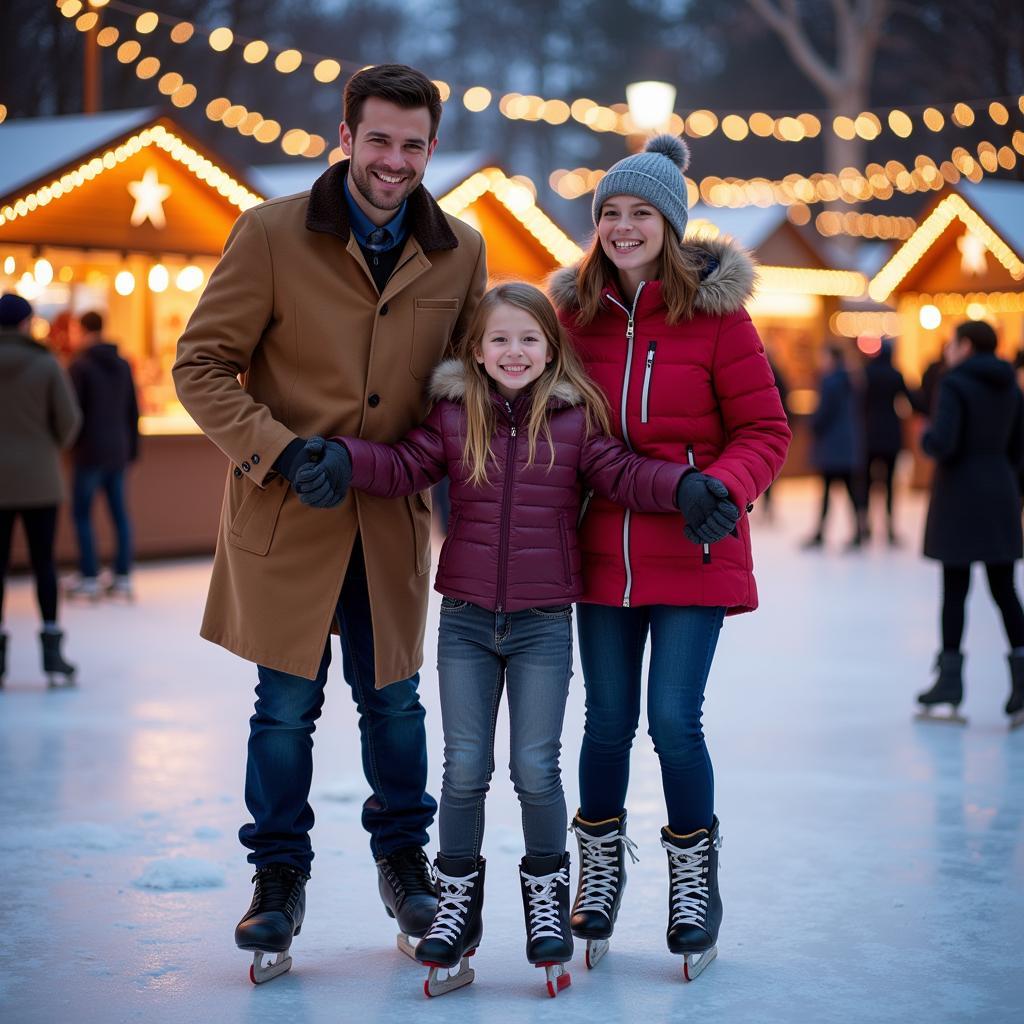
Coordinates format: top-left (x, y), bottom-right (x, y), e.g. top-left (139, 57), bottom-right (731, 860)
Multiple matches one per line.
top-left (911, 291), bottom-right (1024, 315)
top-left (0, 123), bottom-right (263, 231)
top-left (57, 1), bottom-right (1024, 146)
top-left (829, 310), bottom-right (903, 338)
top-left (868, 193), bottom-right (1024, 302)
top-left (552, 132), bottom-right (1024, 207)
top-left (437, 168), bottom-right (583, 267)
top-left (815, 211), bottom-right (917, 241)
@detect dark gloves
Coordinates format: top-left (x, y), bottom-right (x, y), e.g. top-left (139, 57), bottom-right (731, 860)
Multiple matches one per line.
top-left (275, 436), bottom-right (352, 508)
top-left (294, 437), bottom-right (352, 508)
top-left (676, 471), bottom-right (740, 546)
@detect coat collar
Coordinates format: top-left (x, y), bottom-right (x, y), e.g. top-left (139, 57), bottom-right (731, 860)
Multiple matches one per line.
top-left (547, 234), bottom-right (756, 319)
top-left (306, 160), bottom-right (459, 253)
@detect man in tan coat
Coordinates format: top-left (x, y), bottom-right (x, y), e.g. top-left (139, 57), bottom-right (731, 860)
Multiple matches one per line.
top-left (173, 65), bottom-right (486, 981)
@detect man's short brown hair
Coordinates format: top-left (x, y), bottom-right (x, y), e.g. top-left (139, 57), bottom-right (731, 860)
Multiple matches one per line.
top-left (80, 310), bottom-right (103, 333)
top-left (343, 64), bottom-right (443, 141)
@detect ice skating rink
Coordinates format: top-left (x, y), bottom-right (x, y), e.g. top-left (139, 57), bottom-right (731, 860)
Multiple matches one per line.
top-left (1, 482), bottom-right (1021, 1024)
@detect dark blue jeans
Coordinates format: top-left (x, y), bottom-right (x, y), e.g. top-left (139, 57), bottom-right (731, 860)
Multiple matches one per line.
top-left (577, 602), bottom-right (725, 835)
top-left (435, 598), bottom-right (573, 859)
top-left (239, 538), bottom-right (436, 873)
top-left (72, 466), bottom-right (132, 577)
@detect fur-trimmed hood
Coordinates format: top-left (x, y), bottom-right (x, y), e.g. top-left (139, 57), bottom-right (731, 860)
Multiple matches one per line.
top-left (547, 234), bottom-right (756, 318)
top-left (427, 358), bottom-right (583, 407)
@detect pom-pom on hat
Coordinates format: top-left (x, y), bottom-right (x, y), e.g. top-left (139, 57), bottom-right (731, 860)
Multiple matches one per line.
top-left (592, 133), bottom-right (691, 241)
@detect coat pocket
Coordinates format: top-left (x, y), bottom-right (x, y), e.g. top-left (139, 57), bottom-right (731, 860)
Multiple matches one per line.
top-left (407, 492), bottom-right (432, 576)
top-left (641, 341), bottom-right (657, 423)
top-left (411, 298), bottom-right (460, 380)
top-left (228, 476), bottom-right (288, 556)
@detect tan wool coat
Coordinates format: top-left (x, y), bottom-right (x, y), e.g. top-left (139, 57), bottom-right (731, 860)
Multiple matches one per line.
top-left (173, 162), bottom-right (487, 684)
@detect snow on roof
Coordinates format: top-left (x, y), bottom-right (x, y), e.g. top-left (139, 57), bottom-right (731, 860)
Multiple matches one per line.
top-left (250, 151), bottom-right (491, 201)
top-left (957, 180), bottom-right (1024, 258)
top-left (0, 107), bottom-right (158, 199)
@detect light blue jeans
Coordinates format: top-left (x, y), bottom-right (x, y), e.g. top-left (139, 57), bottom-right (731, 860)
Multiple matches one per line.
top-left (435, 597), bottom-right (573, 859)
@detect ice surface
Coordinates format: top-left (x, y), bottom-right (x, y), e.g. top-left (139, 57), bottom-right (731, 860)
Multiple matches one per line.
top-left (134, 858), bottom-right (227, 891)
top-left (1, 482), bottom-right (1022, 1023)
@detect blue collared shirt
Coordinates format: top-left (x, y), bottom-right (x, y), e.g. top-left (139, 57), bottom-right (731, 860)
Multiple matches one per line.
top-left (343, 175), bottom-right (408, 252)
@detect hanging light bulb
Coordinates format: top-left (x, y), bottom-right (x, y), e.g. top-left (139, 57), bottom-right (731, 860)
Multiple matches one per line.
top-left (148, 263), bottom-right (170, 292)
top-left (114, 270), bottom-right (136, 296)
top-left (176, 264), bottom-right (204, 292)
top-left (3, 256), bottom-right (15, 275)
top-left (34, 257), bottom-right (54, 286)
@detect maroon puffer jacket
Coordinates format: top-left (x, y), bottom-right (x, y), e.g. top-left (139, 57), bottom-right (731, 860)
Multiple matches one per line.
top-left (337, 361), bottom-right (687, 612)
top-left (549, 235), bottom-right (791, 613)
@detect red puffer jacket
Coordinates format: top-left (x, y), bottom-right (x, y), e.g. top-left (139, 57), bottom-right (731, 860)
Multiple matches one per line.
top-left (337, 361), bottom-right (687, 612)
top-left (549, 236), bottom-right (791, 613)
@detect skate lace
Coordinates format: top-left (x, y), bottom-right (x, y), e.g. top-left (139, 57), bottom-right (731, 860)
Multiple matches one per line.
top-left (661, 834), bottom-right (720, 928)
top-left (522, 865), bottom-right (570, 941)
top-left (384, 847), bottom-right (435, 901)
top-left (423, 868), bottom-right (478, 945)
top-left (252, 865), bottom-right (306, 916)
top-left (573, 827), bottom-right (638, 918)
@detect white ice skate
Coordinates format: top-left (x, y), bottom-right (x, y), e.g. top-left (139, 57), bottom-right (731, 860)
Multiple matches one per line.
top-left (249, 949), bottom-right (292, 984)
top-left (914, 705), bottom-right (968, 726)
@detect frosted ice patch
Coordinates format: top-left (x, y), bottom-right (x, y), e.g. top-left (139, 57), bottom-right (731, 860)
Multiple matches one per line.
top-left (0, 822), bottom-right (131, 852)
top-left (134, 857), bottom-right (225, 890)
top-left (317, 776), bottom-right (365, 803)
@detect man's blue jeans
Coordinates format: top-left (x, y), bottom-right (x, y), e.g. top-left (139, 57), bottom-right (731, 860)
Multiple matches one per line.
top-left (576, 602), bottom-right (725, 835)
top-left (435, 598), bottom-right (573, 860)
top-left (239, 537), bottom-right (436, 872)
top-left (72, 466), bottom-right (132, 577)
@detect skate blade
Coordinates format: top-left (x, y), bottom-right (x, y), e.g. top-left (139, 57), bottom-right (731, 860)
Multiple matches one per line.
top-left (585, 939), bottom-right (609, 969)
top-left (424, 957), bottom-right (475, 997)
top-left (46, 675), bottom-right (77, 689)
top-left (396, 933), bottom-right (418, 961)
top-left (914, 707), bottom-right (967, 725)
top-left (682, 945), bottom-right (717, 982)
top-left (249, 949), bottom-right (292, 984)
top-left (1009, 711), bottom-right (1024, 731)
top-left (540, 962), bottom-right (571, 998)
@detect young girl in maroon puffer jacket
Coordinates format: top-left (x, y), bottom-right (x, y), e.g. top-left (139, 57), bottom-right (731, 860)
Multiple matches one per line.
top-left (325, 281), bottom-right (721, 998)
top-left (548, 134), bottom-right (790, 981)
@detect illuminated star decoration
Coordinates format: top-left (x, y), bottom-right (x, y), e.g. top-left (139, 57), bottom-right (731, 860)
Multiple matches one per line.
top-left (128, 167), bottom-right (171, 228)
top-left (957, 230), bottom-right (988, 276)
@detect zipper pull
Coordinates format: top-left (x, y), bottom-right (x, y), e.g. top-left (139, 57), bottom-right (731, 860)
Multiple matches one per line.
top-left (646, 342), bottom-right (656, 368)
top-left (626, 320), bottom-right (635, 341)
top-left (511, 426), bottom-right (517, 437)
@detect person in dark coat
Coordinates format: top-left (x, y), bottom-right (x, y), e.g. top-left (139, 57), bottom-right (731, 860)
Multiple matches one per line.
top-left (803, 343), bottom-right (867, 549)
top-left (863, 338), bottom-right (911, 544)
top-left (918, 320), bottom-right (1024, 725)
top-left (760, 347), bottom-right (790, 521)
top-left (67, 311), bottom-right (140, 600)
top-left (0, 293), bottom-right (81, 687)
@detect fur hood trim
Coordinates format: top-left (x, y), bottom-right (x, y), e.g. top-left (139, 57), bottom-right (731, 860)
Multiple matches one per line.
top-left (547, 234), bottom-right (756, 317)
top-left (427, 359), bottom-right (583, 407)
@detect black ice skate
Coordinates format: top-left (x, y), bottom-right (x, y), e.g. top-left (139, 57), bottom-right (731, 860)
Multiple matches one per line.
top-left (915, 651), bottom-right (966, 724)
top-left (519, 852), bottom-right (573, 997)
top-left (415, 855), bottom-right (485, 997)
top-left (1006, 652), bottom-right (1024, 730)
top-left (234, 863), bottom-right (308, 984)
top-left (662, 818), bottom-right (723, 981)
top-left (376, 846), bottom-right (437, 959)
top-left (570, 811), bottom-right (638, 969)
top-left (39, 630), bottom-right (76, 688)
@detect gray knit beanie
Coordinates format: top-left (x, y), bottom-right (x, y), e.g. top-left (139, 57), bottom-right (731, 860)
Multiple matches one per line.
top-left (592, 134), bottom-right (691, 240)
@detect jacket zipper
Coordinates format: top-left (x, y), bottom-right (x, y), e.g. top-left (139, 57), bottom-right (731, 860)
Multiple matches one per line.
top-left (687, 444), bottom-right (712, 565)
top-left (495, 400), bottom-right (518, 612)
top-left (605, 282), bottom-right (646, 607)
top-left (641, 341), bottom-right (657, 423)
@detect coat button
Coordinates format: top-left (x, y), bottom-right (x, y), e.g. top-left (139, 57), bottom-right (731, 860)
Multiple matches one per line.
top-left (242, 461), bottom-right (251, 472)
top-left (368, 393), bottom-right (381, 408)
top-left (251, 454), bottom-right (260, 465)
top-left (379, 302), bottom-right (389, 316)
top-left (234, 467), bottom-right (243, 478)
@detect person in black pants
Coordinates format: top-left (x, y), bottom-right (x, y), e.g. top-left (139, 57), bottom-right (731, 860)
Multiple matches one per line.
top-left (918, 320), bottom-right (1024, 726)
top-left (0, 293), bottom-right (82, 687)
top-left (863, 339), bottom-right (911, 545)
top-left (803, 343), bottom-right (867, 549)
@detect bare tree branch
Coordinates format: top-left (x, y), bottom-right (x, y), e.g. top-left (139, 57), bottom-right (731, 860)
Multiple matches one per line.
top-left (746, 0), bottom-right (843, 95)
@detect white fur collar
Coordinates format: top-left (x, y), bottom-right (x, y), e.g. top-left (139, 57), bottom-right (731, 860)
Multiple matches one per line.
top-left (428, 359), bottom-right (583, 406)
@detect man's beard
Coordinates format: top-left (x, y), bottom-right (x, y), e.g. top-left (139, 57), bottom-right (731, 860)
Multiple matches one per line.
top-left (348, 161), bottom-right (421, 212)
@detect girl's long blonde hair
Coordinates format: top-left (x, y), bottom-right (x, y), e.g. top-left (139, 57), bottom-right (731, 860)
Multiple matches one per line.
top-left (458, 282), bottom-right (611, 486)
top-left (573, 219), bottom-right (706, 327)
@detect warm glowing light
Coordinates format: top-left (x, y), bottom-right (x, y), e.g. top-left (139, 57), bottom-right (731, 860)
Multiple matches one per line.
top-left (625, 81), bottom-right (676, 130)
top-left (75, 11), bottom-right (99, 31)
top-left (171, 85), bottom-right (197, 108)
top-left (314, 59), bottom-right (341, 83)
top-left (281, 129), bottom-right (311, 156)
top-left (169, 22), bottom-right (193, 44)
top-left (721, 114), bottom-right (749, 141)
top-left (923, 108), bottom-right (945, 132)
top-left (3, 256), bottom-right (15, 275)
top-left (136, 57), bottom-right (161, 79)
top-left (136, 11), bottom-right (159, 34)
top-left (919, 304), bottom-right (942, 330)
top-left (128, 167), bottom-right (171, 228)
top-left (952, 102), bottom-right (975, 127)
top-left (433, 80), bottom-right (451, 102)
top-left (275, 49), bottom-right (303, 73)
top-left (243, 40), bottom-right (268, 63)
top-left (208, 27), bottom-right (234, 51)
top-left (463, 87), bottom-right (492, 112)
top-left (117, 40), bottom-right (141, 63)
top-left (34, 258), bottom-right (54, 286)
top-left (206, 97), bottom-right (230, 121)
top-left (148, 263), bottom-right (169, 293)
top-left (966, 302), bottom-right (988, 321)
top-left (176, 265), bottom-right (204, 292)
top-left (254, 120), bottom-right (281, 144)
top-left (158, 72), bottom-right (184, 95)
top-left (114, 270), bottom-right (136, 296)
top-left (96, 26), bottom-right (119, 46)
top-left (60, 0), bottom-right (84, 16)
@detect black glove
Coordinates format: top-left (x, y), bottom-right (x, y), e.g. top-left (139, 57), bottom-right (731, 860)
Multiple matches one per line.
top-left (274, 436), bottom-right (321, 486)
top-left (294, 438), bottom-right (352, 508)
top-left (676, 471), bottom-right (740, 546)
